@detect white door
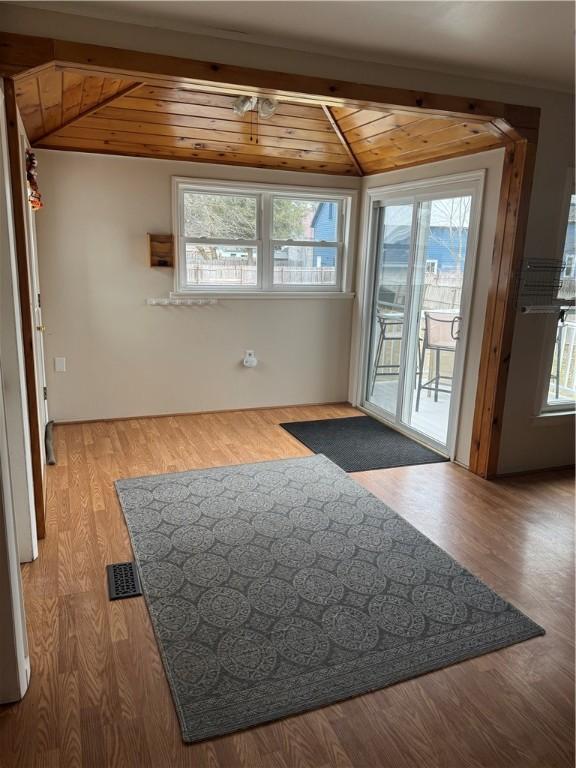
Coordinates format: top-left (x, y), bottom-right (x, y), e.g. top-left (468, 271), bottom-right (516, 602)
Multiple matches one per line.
top-left (20, 136), bottom-right (48, 462)
top-left (361, 172), bottom-right (485, 457)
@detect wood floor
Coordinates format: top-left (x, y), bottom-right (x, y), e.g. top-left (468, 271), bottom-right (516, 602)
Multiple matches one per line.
top-left (0, 404), bottom-right (573, 768)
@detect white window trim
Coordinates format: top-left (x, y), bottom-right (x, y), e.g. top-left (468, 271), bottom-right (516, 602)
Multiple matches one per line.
top-left (539, 169), bottom-right (576, 416)
top-left (172, 177), bottom-right (356, 297)
top-left (538, 306), bottom-right (576, 415)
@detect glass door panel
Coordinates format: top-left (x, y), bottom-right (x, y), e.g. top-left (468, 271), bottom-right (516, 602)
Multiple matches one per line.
top-left (363, 183), bottom-right (480, 455)
top-left (401, 196), bottom-right (472, 446)
top-left (365, 204), bottom-right (414, 417)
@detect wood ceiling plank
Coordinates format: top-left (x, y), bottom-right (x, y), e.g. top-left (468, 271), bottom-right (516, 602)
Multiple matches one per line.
top-left (361, 133), bottom-right (504, 173)
top-left (37, 68), bottom-right (63, 136)
top-left (321, 106), bottom-right (362, 175)
top-left (79, 115), bottom-right (348, 155)
top-left (37, 135), bottom-right (357, 174)
top-left (343, 113), bottom-right (425, 143)
top-left (96, 106), bottom-right (343, 144)
top-left (112, 77), bottom-right (135, 92)
top-left (330, 106), bottom-right (361, 120)
top-left (80, 75), bottom-right (106, 111)
top-left (35, 82), bottom-right (144, 143)
top-left (124, 86), bottom-right (327, 121)
top-left (50, 124), bottom-right (351, 164)
top-left (61, 71), bottom-right (85, 123)
top-left (355, 122), bottom-right (497, 162)
top-left (335, 109), bottom-right (392, 132)
top-left (14, 75), bottom-right (44, 141)
top-left (111, 96), bottom-right (335, 133)
top-left (100, 77), bottom-right (124, 100)
top-left (350, 116), bottom-right (463, 152)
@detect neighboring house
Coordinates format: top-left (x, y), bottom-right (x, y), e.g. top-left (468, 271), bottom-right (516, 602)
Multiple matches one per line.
top-left (311, 201), bottom-right (338, 267)
top-left (312, 201), bottom-right (471, 272)
top-left (380, 223), bottom-right (470, 275)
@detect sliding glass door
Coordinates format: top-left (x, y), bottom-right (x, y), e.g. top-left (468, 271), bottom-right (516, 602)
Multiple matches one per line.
top-left (363, 173), bottom-right (484, 454)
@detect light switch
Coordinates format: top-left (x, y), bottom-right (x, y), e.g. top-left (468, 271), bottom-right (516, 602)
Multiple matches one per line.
top-left (54, 357), bottom-right (66, 372)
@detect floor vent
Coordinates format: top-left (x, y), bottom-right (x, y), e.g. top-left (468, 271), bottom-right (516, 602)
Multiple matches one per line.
top-left (106, 562), bottom-right (142, 601)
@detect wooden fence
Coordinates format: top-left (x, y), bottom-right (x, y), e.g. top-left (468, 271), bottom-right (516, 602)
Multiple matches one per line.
top-left (186, 265), bottom-right (337, 285)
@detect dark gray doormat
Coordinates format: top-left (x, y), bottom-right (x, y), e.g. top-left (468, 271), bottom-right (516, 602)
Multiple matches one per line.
top-left (280, 415), bottom-right (448, 472)
top-left (115, 454), bottom-right (543, 743)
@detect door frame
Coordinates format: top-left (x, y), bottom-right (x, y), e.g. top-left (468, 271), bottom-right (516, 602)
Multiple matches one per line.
top-left (3, 78), bottom-right (45, 538)
top-left (20, 133), bottom-right (49, 454)
top-left (355, 171), bottom-right (486, 459)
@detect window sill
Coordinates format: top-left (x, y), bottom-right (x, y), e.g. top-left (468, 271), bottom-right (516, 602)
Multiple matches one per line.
top-left (534, 409), bottom-right (575, 424)
top-left (169, 291), bottom-right (356, 300)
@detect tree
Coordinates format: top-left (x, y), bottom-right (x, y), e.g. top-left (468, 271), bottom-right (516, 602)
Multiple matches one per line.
top-left (183, 194), bottom-right (316, 270)
top-left (272, 199), bottom-right (316, 240)
top-left (183, 194), bottom-right (316, 242)
top-left (184, 193), bottom-right (258, 240)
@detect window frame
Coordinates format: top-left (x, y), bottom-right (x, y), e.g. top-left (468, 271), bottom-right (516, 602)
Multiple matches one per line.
top-left (172, 178), bottom-right (354, 296)
top-left (269, 193), bottom-right (344, 292)
top-left (177, 186), bottom-right (262, 293)
top-left (539, 170), bottom-right (576, 415)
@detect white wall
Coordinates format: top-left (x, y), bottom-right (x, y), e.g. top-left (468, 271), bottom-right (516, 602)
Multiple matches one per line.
top-left (352, 149), bottom-right (505, 468)
top-left (3, 4), bottom-right (574, 470)
top-left (35, 151), bottom-right (359, 421)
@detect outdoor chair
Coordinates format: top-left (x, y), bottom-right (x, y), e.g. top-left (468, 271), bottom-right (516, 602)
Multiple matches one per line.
top-left (370, 311), bottom-right (404, 394)
top-left (415, 310), bottom-right (461, 411)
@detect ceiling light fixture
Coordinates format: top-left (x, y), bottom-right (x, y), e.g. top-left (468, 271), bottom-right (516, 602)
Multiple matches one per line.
top-left (257, 97), bottom-right (278, 119)
top-left (232, 94), bottom-right (278, 119)
top-left (232, 95), bottom-right (257, 116)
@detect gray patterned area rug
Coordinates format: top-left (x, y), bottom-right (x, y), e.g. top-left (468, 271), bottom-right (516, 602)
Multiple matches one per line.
top-left (115, 455), bottom-right (544, 743)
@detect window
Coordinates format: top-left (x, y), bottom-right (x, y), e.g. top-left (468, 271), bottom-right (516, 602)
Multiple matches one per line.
top-left (544, 190), bottom-right (575, 411)
top-left (174, 180), bottom-right (351, 293)
top-left (425, 259), bottom-right (438, 275)
top-left (180, 190), bottom-right (260, 289)
top-left (271, 197), bottom-right (341, 288)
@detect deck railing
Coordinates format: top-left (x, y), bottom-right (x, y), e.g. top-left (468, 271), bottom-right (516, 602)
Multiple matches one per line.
top-left (551, 318), bottom-right (576, 401)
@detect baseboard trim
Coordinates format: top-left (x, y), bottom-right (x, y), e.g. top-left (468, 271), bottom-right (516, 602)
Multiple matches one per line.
top-left (53, 401), bottom-right (355, 427)
top-left (495, 464), bottom-right (575, 478)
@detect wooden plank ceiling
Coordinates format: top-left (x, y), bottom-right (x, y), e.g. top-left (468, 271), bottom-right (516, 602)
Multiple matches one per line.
top-left (16, 67), bottom-right (507, 176)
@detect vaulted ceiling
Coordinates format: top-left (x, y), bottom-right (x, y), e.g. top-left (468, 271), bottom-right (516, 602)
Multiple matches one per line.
top-left (16, 66), bottom-right (508, 176)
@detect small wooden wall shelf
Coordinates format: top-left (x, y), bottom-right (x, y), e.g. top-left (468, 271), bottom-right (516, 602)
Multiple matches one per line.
top-left (148, 233), bottom-right (174, 267)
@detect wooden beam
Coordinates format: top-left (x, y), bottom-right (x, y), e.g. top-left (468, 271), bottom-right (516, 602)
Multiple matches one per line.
top-left (35, 81), bottom-right (142, 143)
top-left (0, 32), bottom-right (55, 75)
top-left (0, 31), bottom-right (540, 135)
top-left (469, 140), bottom-right (537, 478)
top-left (321, 105), bottom-right (363, 176)
top-left (3, 77), bottom-right (45, 538)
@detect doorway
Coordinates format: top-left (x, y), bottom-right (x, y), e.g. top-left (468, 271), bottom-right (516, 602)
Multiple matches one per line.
top-left (361, 172), bottom-right (485, 456)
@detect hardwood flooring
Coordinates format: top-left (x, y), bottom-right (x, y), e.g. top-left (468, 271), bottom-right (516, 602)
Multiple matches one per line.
top-left (0, 404), bottom-right (573, 768)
